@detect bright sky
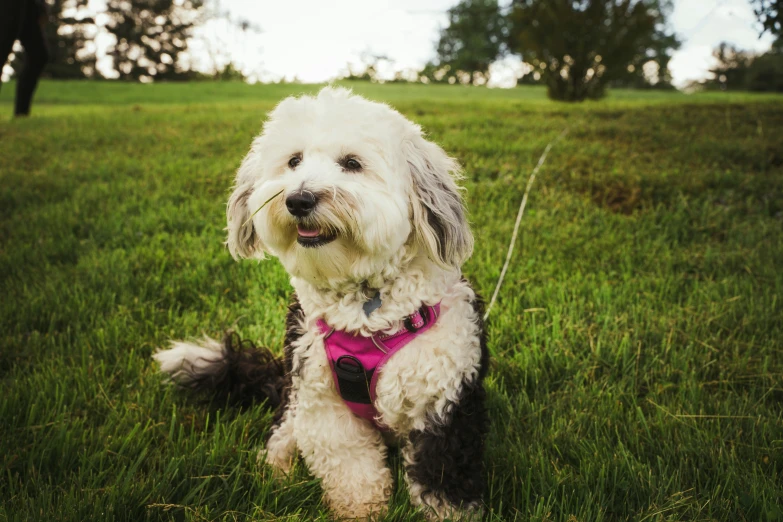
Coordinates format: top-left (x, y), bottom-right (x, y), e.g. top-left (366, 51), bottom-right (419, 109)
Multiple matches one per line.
top-left (190, 0), bottom-right (776, 88)
top-left (3, 0), bottom-right (778, 88)
top-left (668, 0), bottom-right (776, 86)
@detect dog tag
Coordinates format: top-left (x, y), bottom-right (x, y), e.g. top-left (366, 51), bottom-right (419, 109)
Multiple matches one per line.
top-left (362, 293), bottom-right (383, 317)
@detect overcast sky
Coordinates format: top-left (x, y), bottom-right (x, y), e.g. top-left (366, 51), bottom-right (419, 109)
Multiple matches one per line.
top-left (185, 0), bottom-right (776, 87)
top-left (3, 0), bottom-right (778, 87)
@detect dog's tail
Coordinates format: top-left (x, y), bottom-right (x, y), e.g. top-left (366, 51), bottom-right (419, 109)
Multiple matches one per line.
top-left (152, 332), bottom-right (286, 409)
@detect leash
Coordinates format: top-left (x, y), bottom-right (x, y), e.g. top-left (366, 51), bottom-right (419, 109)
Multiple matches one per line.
top-left (483, 128), bottom-right (569, 321)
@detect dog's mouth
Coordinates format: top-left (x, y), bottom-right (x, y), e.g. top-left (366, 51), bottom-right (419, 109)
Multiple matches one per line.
top-left (296, 224), bottom-right (336, 248)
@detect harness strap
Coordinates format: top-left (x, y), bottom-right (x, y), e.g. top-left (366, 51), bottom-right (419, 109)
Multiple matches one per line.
top-left (317, 303), bottom-right (441, 429)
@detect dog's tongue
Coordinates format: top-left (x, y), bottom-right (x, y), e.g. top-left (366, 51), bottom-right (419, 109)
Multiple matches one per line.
top-left (297, 225), bottom-right (320, 238)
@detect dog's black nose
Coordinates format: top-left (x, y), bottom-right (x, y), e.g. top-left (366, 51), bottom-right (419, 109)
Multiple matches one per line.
top-left (286, 191), bottom-right (317, 217)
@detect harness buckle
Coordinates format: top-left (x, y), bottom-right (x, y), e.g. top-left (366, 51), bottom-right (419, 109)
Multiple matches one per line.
top-left (334, 355), bottom-right (367, 382)
top-left (333, 355), bottom-right (374, 405)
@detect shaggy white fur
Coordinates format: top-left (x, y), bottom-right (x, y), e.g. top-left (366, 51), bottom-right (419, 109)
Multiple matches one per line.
top-left (155, 87), bottom-right (487, 521)
top-left (153, 338), bottom-right (225, 383)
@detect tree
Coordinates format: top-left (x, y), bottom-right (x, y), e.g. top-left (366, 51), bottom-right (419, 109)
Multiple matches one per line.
top-left (752, 0), bottom-right (782, 36)
top-left (341, 53), bottom-right (393, 82)
top-left (703, 41), bottom-right (783, 92)
top-left (507, 0), bottom-right (679, 101)
top-left (708, 43), bottom-right (754, 90)
top-left (747, 48), bottom-right (783, 91)
top-left (423, 0), bottom-right (508, 85)
top-left (105, 0), bottom-right (204, 81)
top-left (610, 20), bottom-right (680, 89)
top-left (11, 0), bottom-right (96, 79)
top-left (195, 4), bottom-right (262, 80)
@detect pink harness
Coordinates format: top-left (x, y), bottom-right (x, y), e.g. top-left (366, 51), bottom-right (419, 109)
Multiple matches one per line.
top-left (317, 303), bottom-right (441, 428)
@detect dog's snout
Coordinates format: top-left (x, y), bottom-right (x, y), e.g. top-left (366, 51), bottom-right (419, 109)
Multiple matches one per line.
top-left (286, 191), bottom-right (317, 218)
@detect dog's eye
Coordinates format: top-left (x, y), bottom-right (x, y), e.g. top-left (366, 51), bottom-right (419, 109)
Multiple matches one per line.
top-left (288, 155), bottom-right (302, 169)
top-left (341, 157), bottom-right (362, 171)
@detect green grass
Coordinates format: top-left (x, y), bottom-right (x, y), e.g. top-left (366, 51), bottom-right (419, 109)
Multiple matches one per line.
top-left (1, 80), bottom-right (782, 521)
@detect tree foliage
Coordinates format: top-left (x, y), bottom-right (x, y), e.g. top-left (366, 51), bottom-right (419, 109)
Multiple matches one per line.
top-left (507, 0), bottom-right (679, 101)
top-left (610, 20), bottom-right (679, 89)
top-left (752, 0), bottom-right (782, 36)
top-left (341, 54), bottom-right (392, 82)
top-left (46, 0), bottom-right (97, 78)
top-left (703, 41), bottom-right (783, 92)
top-left (11, 0), bottom-right (96, 79)
top-left (105, 0), bottom-right (204, 81)
top-left (423, 0), bottom-right (508, 85)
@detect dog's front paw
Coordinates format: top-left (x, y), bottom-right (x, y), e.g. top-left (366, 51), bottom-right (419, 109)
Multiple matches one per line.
top-left (423, 504), bottom-right (483, 521)
top-left (323, 469), bottom-right (393, 521)
top-left (325, 495), bottom-right (389, 521)
top-left (257, 447), bottom-right (295, 478)
top-left (414, 492), bottom-right (484, 521)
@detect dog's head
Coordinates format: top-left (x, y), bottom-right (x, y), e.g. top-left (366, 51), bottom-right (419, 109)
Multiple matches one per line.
top-left (226, 87), bottom-right (473, 287)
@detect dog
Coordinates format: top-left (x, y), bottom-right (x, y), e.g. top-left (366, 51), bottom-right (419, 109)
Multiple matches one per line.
top-left (153, 87), bottom-right (489, 520)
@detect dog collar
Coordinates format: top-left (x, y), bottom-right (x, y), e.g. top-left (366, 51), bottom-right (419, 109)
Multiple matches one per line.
top-left (317, 303), bottom-right (441, 429)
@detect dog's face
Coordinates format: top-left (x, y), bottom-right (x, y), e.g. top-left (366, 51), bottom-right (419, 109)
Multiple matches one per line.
top-left (226, 88), bottom-right (473, 288)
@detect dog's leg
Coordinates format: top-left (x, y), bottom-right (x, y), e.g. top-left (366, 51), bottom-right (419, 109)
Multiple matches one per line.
top-left (260, 294), bottom-right (307, 475)
top-left (294, 391), bottom-right (392, 519)
top-left (261, 391), bottom-right (298, 475)
top-left (402, 378), bottom-right (488, 521)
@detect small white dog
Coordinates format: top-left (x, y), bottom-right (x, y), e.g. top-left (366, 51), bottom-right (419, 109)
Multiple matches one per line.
top-left (154, 87), bottom-right (489, 520)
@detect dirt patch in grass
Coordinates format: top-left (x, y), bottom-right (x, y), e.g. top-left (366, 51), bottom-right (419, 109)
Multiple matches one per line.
top-left (593, 110), bottom-right (625, 121)
top-left (765, 145), bottom-right (783, 168)
top-left (591, 180), bottom-right (643, 214)
top-left (557, 102), bottom-right (783, 216)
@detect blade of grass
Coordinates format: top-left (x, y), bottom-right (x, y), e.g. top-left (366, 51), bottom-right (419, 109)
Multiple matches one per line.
top-left (242, 189), bottom-right (284, 228)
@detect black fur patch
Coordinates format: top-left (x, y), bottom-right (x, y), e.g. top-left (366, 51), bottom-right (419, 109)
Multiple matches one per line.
top-left (426, 206), bottom-right (449, 261)
top-left (168, 295), bottom-right (306, 441)
top-left (178, 331), bottom-right (286, 409)
top-left (404, 289), bottom-right (489, 508)
top-left (417, 175), bottom-right (468, 266)
top-left (283, 295), bottom-right (305, 376)
top-left (271, 295), bottom-right (306, 431)
top-left (233, 187), bottom-right (257, 250)
top-left (471, 290), bottom-right (490, 381)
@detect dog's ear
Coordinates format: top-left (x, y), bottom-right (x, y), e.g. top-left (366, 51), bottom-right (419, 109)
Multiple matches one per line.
top-left (404, 135), bottom-right (474, 269)
top-left (226, 151), bottom-right (264, 260)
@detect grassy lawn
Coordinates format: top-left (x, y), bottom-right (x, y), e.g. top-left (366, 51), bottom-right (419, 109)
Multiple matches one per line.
top-left (1, 80), bottom-right (782, 521)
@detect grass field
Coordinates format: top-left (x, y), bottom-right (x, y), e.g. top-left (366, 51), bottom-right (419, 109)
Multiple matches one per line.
top-left (1, 80), bottom-right (782, 521)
